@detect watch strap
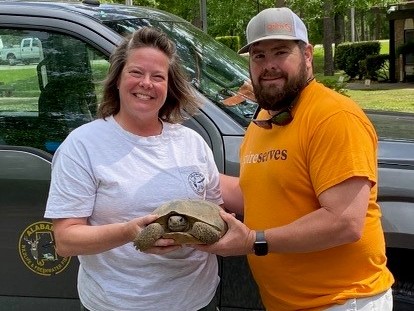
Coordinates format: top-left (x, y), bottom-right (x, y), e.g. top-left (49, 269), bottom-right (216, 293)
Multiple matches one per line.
top-left (256, 230), bottom-right (265, 242)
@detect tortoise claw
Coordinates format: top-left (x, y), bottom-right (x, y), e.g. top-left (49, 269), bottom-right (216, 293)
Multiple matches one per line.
top-left (134, 223), bottom-right (164, 251)
top-left (190, 222), bottom-right (221, 244)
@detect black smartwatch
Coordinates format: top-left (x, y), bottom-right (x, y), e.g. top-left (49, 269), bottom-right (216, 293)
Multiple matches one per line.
top-left (253, 231), bottom-right (268, 256)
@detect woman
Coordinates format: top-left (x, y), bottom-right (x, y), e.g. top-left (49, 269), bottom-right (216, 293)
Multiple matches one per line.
top-left (44, 27), bottom-right (222, 311)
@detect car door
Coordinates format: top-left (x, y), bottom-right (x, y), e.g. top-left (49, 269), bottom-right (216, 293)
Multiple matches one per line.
top-left (0, 146), bottom-right (80, 309)
top-left (0, 24), bottom-right (112, 308)
top-left (0, 5), bottom-right (263, 310)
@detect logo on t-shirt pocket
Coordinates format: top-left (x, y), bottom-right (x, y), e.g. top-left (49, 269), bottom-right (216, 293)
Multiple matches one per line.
top-left (188, 172), bottom-right (206, 197)
top-left (178, 167), bottom-right (207, 198)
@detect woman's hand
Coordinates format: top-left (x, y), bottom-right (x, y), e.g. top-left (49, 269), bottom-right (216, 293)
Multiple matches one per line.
top-left (139, 238), bottom-right (182, 254)
top-left (128, 214), bottom-right (181, 254)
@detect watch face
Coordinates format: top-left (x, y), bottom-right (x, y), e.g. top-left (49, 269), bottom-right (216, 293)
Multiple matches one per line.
top-left (254, 241), bottom-right (268, 256)
top-left (254, 231), bottom-right (268, 256)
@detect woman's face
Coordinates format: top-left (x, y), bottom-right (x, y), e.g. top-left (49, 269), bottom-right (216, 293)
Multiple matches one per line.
top-left (117, 47), bottom-right (169, 120)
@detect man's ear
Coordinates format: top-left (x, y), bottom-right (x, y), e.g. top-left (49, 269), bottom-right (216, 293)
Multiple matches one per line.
top-left (304, 44), bottom-right (314, 69)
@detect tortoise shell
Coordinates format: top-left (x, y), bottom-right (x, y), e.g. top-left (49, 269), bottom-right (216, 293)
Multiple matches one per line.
top-left (134, 199), bottom-right (227, 251)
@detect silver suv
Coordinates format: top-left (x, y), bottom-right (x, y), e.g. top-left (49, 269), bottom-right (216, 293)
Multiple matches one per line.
top-left (0, 1), bottom-right (413, 310)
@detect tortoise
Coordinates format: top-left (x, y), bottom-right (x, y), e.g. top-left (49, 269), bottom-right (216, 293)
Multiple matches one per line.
top-left (134, 199), bottom-right (227, 251)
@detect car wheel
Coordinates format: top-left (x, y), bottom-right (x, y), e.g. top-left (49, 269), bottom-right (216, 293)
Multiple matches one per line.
top-left (7, 54), bottom-right (17, 66)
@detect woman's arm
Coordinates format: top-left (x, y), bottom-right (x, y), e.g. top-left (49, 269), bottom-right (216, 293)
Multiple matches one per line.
top-left (52, 214), bottom-right (158, 257)
top-left (220, 174), bottom-right (244, 215)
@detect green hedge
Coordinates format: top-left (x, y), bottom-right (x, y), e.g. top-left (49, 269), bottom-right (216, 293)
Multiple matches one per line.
top-left (362, 54), bottom-right (389, 81)
top-left (215, 36), bottom-right (240, 52)
top-left (335, 41), bottom-right (381, 79)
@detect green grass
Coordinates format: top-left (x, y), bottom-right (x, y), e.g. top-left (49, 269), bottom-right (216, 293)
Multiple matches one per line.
top-left (379, 39), bottom-right (389, 54)
top-left (0, 62), bottom-right (109, 101)
top-left (0, 66), bottom-right (40, 98)
top-left (347, 88), bottom-right (414, 112)
top-left (313, 40), bottom-right (414, 113)
top-left (0, 97), bottom-right (37, 112)
top-left (313, 45), bottom-right (324, 74)
top-left (0, 67), bottom-right (37, 84)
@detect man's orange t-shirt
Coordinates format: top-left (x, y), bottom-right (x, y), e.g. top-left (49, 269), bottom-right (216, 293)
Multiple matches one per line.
top-left (240, 80), bottom-right (394, 310)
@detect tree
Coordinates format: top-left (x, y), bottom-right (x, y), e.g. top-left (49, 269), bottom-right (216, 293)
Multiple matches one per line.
top-left (114, 0), bottom-right (400, 77)
top-left (323, 0), bottom-right (335, 75)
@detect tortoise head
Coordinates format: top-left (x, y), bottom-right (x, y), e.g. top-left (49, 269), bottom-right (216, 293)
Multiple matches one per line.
top-left (167, 214), bottom-right (190, 232)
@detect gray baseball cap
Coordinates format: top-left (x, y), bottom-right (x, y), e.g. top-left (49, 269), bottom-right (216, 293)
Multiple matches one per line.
top-left (238, 7), bottom-right (309, 54)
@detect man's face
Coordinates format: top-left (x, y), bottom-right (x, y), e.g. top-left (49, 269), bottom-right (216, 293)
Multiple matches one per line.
top-left (249, 40), bottom-right (312, 111)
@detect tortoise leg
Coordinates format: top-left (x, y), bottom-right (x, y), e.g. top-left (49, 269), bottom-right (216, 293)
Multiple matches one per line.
top-left (190, 222), bottom-right (221, 244)
top-left (133, 223), bottom-right (164, 251)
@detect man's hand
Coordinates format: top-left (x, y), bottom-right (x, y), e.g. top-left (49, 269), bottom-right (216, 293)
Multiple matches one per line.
top-left (191, 210), bottom-right (255, 257)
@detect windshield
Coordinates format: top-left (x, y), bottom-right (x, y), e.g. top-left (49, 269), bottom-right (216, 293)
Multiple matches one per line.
top-left (98, 8), bottom-right (414, 142)
top-left (103, 16), bottom-right (257, 127)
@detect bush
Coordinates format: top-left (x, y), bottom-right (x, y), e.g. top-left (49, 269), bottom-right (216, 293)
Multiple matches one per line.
top-left (334, 44), bottom-right (352, 71)
top-left (363, 54), bottom-right (389, 81)
top-left (397, 41), bottom-right (414, 56)
top-left (335, 41), bottom-right (381, 79)
top-left (215, 36), bottom-right (240, 52)
top-left (319, 78), bottom-right (348, 96)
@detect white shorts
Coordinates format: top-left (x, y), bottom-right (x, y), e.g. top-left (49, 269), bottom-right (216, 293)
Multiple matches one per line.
top-left (325, 288), bottom-right (393, 311)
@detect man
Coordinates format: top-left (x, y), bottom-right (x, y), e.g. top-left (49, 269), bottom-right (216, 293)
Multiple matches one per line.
top-left (193, 7), bottom-right (394, 311)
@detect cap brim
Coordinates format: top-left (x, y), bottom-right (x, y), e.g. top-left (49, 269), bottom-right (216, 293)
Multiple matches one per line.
top-left (238, 35), bottom-right (304, 54)
top-left (237, 44), bottom-right (251, 54)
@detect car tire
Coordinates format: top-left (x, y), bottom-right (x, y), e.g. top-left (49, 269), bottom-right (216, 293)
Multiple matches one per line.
top-left (7, 54), bottom-right (17, 66)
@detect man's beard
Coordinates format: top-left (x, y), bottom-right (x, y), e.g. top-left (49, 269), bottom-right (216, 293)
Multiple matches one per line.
top-left (252, 60), bottom-right (308, 111)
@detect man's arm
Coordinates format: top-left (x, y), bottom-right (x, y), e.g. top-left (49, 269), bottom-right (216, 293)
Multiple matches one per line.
top-left (194, 176), bottom-right (370, 256)
top-left (265, 176), bottom-right (370, 253)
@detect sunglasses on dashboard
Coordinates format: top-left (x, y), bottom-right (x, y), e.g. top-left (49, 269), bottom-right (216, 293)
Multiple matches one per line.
top-left (251, 106), bottom-right (293, 129)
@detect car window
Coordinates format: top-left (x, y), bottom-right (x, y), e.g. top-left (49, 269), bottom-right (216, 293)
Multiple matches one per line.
top-left (103, 16), bottom-right (257, 128)
top-left (0, 29), bottom-right (109, 153)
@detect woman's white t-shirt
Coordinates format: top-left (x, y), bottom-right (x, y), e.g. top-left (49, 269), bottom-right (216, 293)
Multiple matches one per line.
top-left (45, 116), bottom-right (223, 311)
